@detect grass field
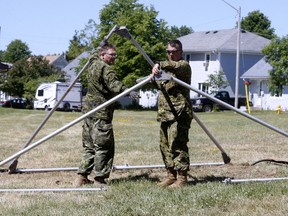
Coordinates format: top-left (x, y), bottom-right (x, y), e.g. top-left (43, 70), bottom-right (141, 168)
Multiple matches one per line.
top-left (0, 108), bottom-right (288, 215)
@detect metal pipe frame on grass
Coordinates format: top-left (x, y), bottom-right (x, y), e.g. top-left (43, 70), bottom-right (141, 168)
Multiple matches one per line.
top-left (0, 188), bottom-right (107, 193)
top-left (10, 162), bottom-right (224, 173)
top-left (223, 177), bottom-right (288, 184)
top-left (0, 75), bottom-right (153, 167)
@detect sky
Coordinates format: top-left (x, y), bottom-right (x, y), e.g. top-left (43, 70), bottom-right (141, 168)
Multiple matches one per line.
top-left (0, 0), bottom-right (287, 56)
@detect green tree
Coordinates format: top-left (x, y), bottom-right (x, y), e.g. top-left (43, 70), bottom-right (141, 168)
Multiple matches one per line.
top-left (65, 20), bottom-right (99, 62)
top-left (241, 10), bottom-right (276, 39)
top-left (0, 56), bottom-right (63, 104)
top-left (94, 0), bottom-right (174, 87)
top-left (0, 50), bottom-right (4, 61)
top-left (205, 70), bottom-right (230, 94)
top-left (170, 25), bottom-right (193, 39)
top-left (65, 31), bottom-right (88, 62)
top-left (3, 39), bottom-right (31, 63)
top-left (262, 36), bottom-right (288, 96)
top-left (72, 0), bottom-right (193, 89)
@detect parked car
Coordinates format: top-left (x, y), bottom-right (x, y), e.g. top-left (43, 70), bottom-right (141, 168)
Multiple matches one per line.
top-left (1, 98), bottom-right (28, 109)
top-left (191, 91), bottom-right (252, 112)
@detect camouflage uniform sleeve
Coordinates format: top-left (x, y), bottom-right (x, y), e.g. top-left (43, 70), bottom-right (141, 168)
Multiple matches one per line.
top-left (160, 60), bottom-right (191, 84)
top-left (102, 65), bottom-right (126, 94)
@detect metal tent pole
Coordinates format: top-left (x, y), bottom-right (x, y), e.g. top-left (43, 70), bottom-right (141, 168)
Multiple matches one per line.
top-left (223, 177), bottom-right (288, 184)
top-left (192, 113), bottom-right (231, 164)
top-left (10, 162), bottom-right (224, 173)
top-left (0, 75), bottom-right (153, 167)
top-left (0, 188), bottom-right (106, 193)
top-left (115, 26), bottom-right (232, 163)
top-left (171, 75), bottom-right (288, 137)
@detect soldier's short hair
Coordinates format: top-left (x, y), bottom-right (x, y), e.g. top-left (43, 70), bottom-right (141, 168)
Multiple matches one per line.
top-left (168, 40), bottom-right (182, 51)
top-left (99, 43), bottom-right (116, 55)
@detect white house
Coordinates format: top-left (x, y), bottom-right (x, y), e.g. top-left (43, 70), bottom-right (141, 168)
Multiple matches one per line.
top-left (241, 58), bottom-right (288, 111)
top-left (178, 28), bottom-right (271, 99)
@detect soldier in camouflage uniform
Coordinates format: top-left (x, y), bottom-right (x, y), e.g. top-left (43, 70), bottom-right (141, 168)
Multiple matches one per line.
top-left (75, 44), bottom-right (126, 187)
top-left (152, 39), bottom-right (193, 188)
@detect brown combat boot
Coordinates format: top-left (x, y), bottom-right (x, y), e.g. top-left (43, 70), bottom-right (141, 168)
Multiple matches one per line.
top-left (168, 170), bottom-right (188, 188)
top-left (94, 177), bottom-right (107, 187)
top-left (74, 174), bottom-right (93, 187)
top-left (157, 168), bottom-right (177, 187)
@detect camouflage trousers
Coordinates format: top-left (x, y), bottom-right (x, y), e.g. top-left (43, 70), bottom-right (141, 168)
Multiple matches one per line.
top-left (77, 117), bottom-right (115, 178)
top-left (159, 118), bottom-right (192, 171)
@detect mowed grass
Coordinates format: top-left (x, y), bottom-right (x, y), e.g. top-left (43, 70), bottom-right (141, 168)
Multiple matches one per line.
top-left (0, 107), bottom-right (288, 216)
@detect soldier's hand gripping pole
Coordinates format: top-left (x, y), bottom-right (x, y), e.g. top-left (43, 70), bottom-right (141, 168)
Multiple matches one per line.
top-left (6, 25), bottom-right (120, 173)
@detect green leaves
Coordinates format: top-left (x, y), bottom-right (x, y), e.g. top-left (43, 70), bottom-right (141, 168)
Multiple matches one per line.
top-left (241, 10), bottom-right (276, 40)
top-left (263, 36), bottom-right (288, 96)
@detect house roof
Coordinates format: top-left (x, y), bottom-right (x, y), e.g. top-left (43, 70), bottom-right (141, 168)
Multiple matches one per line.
top-left (43, 55), bottom-right (62, 64)
top-left (0, 62), bottom-right (12, 73)
top-left (178, 29), bottom-right (271, 53)
top-left (241, 57), bottom-right (272, 79)
top-left (62, 51), bottom-right (90, 82)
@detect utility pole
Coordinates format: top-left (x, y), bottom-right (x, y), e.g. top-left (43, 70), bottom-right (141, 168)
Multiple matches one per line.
top-left (222, 0), bottom-right (241, 108)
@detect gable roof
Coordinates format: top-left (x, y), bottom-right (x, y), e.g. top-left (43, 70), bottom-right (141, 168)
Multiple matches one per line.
top-left (178, 29), bottom-right (271, 53)
top-left (241, 57), bottom-right (272, 79)
top-left (62, 51), bottom-right (90, 82)
top-left (0, 62), bottom-right (13, 73)
top-left (44, 55), bottom-right (61, 64)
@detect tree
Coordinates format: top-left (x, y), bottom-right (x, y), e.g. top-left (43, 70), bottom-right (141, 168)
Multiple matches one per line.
top-left (95, 0), bottom-right (170, 87)
top-left (170, 25), bottom-right (193, 39)
top-left (65, 31), bottom-right (88, 62)
top-left (241, 10), bottom-right (276, 39)
top-left (262, 36), bottom-right (288, 96)
top-left (65, 20), bottom-right (98, 61)
top-left (205, 70), bottom-right (230, 94)
top-left (0, 56), bottom-right (64, 104)
top-left (3, 39), bottom-right (31, 63)
top-left (0, 50), bottom-right (4, 61)
top-left (71, 0), bottom-right (193, 89)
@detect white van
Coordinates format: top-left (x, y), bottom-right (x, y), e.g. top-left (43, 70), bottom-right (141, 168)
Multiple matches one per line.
top-left (33, 81), bottom-right (82, 111)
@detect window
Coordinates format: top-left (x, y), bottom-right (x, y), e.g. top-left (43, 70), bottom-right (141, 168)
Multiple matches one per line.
top-left (198, 83), bottom-right (209, 97)
top-left (205, 53), bottom-right (210, 62)
top-left (204, 53), bottom-right (210, 71)
top-left (38, 89), bottom-right (44, 97)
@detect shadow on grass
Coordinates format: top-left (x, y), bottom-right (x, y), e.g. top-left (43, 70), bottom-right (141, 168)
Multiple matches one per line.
top-left (110, 171), bottom-right (160, 184)
top-left (110, 171), bottom-right (230, 186)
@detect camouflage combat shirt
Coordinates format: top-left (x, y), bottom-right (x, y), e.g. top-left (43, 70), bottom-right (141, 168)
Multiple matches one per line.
top-left (156, 59), bottom-right (193, 122)
top-left (82, 56), bottom-right (126, 121)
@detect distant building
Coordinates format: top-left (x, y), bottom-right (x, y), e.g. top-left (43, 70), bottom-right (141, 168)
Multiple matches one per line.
top-left (178, 28), bottom-right (270, 98)
top-left (43, 54), bottom-right (68, 70)
top-left (241, 58), bottom-right (288, 111)
top-left (62, 51), bottom-right (90, 83)
top-left (1, 55), bottom-right (68, 101)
